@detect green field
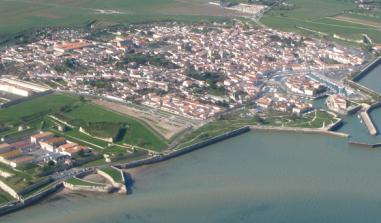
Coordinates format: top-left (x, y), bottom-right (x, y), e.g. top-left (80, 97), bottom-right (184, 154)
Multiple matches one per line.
top-left (0, 189), bottom-right (13, 204)
top-left (0, 93), bottom-right (167, 151)
top-left (261, 0), bottom-right (381, 44)
top-left (99, 167), bottom-right (123, 183)
top-left (0, 163), bottom-right (40, 192)
top-left (0, 0), bottom-right (232, 37)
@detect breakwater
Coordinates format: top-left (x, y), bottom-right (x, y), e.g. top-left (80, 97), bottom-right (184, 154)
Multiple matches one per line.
top-left (18, 178), bottom-right (53, 197)
top-left (249, 125), bottom-right (349, 138)
top-left (360, 102), bottom-right (381, 136)
top-left (352, 57), bottom-right (381, 82)
top-left (360, 110), bottom-right (378, 135)
top-left (0, 90), bottom-right (53, 109)
top-left (0, 183), bottom-right (62, 216)
top-left (96, 167), bottom-right (127, 194)
top-left (348, 141), bottom-right (381, 148)
top-left (116, 126), bottom-right (251, 169)
top-left (327, 119), bottom-right (344, 131)
top-left (63, 179), bottom-right (113, 193)
top-left (116, 125), bottom-right (352, 170)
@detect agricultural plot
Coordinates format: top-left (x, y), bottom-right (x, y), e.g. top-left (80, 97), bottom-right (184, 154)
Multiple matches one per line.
top-left (0, 0), bottom-right (238, 36)
top-left (261, 0), bottom-right (381, 44)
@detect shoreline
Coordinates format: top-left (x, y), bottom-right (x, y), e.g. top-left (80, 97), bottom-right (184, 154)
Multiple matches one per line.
top-left (352, 56), bottom-right (381, 82)
top-left (0, 123), bottom-right (374, 217)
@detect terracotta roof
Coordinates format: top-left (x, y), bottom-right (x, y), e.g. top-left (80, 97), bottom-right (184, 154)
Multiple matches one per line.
top-left (31, 132), bottom-right (54, 139)
top-left (43, 137), bottom-right (66, 145)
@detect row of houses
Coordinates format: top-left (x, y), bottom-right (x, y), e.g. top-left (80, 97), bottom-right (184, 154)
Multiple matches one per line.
top-left (0, 132), bottom-right (89, 168)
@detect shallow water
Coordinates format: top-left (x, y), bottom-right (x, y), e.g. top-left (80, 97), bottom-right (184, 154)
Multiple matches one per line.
top-left (3, 61), bottom-right (381, 223)
top-left (4, 132), bottom-right (381, 223)
top-left (358, 63), bottom-right (381, 94)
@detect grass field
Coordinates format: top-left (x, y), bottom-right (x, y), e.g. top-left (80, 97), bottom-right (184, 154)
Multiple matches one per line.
top-left (99, 167), bottom-right (123, 183)
top-left (0, 93), bottom-right (168, 151)
top-left (0, 0), bottom-right (237, 36)
top-left (261, 0), bottom-right (381, 44)
top-left (0, 162), bottom-right (40, 192)
top-left (0, 189), bottom-right (13, 204)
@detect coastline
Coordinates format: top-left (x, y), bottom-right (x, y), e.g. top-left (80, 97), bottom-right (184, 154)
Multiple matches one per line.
top-left (0, 123), bottom-right (350, 217)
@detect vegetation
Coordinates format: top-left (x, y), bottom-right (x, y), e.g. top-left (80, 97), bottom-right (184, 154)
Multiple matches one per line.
top-left (22, 181), bottom-right (55, 198)
top-left (100, 167), bottom-right (123, 183)
top-left (0, 0), bottom-right (230, 40)
top-left (261, 0), bottom-right (381, 44)
top-left (0, 93), bottom-right (167, 151)
top-left (0, 190), bottom-right (13, 204)
top-left (65, 178), bottom-right (103, 187)
top-left (176, 109), bottom-right (338, 148)
top-left (0, 163), bottom-right (43, 192)
top-left (82, 122), bottom-right (127, 141)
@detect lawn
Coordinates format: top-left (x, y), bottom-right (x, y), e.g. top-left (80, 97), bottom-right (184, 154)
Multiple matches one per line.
top-left (261, 0), bottom-right (381, 44)
top-left (0, 190), bottom-right (13, 204)
top-left (0, 93), bottom-right (168, 151)
top-left (0, 163), bottom-right (40, 192)
top-left (99, 167), bottom-right (123, 183)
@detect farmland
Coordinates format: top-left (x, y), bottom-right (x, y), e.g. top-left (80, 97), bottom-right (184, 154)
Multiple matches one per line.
top-left (1, 0), bottom-right (380, 46)
top-left (261, 0), bottom-right (381, 44)
top-left (0, 0), bottom-right (239, 36)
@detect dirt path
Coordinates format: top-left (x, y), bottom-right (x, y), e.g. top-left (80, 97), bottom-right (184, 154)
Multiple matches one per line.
top-left (94, 100), bottom-right (188, 140)
top-left (331, 16), bottom-right (381, 29)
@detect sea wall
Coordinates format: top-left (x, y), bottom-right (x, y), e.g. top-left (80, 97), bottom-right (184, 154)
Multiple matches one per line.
top-left (0, 180), bottom-right (20, 200)
top-left (326, 118), bottom-right (344, 131)
top-left (348, 141), bottom-right (381, 148)
top-left (116, 126), bottom-right (251, 169)
top-left (0, 90), bottom-right (53, 109)
top-left (360, 111), bottom-right (378, 135)
top-left (360, 102), bottom-right (381, 136)
top-left (352, 57), bottom-right (381, 82)
top-left (18, 178), bottom-right (52, 196)
top-left (369, 101), bottom-right (381, 111)
top-left (96, 169), bottom-right (119, 186)
top-left (22, 183), bottom-right (62, 204)
top-left (249, 125), bottom-right (349, 138)
top-left (0, 183), bottom-right (62, 216)
top-left (63, 180), bottom-right (112, 193)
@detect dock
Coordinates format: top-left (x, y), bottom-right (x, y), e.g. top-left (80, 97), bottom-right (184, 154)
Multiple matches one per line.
top-left (360, 111), bottom-right (377, 135)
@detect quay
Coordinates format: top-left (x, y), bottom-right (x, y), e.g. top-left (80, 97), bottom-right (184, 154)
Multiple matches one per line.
top-left (360, 111), bottom-right (378, 135)
top-left (352, 56), bottom-right (381, 82)
top-left (359, 102), bottom-right (381, 136)
top-left (249, 125), bottom-right (349, 138)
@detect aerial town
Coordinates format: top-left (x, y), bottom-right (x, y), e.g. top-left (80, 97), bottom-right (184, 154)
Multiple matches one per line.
top-left (0, 21), bottom-right (375, 216)
top-left (0, 23), bottom-right (366, 120)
